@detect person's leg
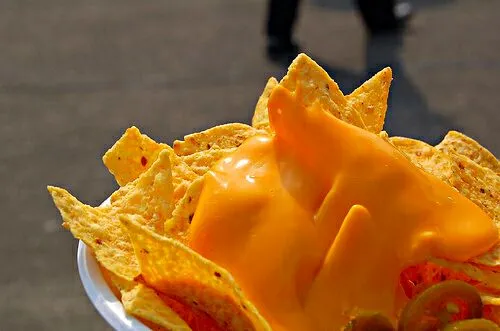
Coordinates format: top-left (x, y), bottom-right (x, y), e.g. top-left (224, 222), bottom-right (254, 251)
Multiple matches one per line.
top-left (266, 0), bottom-right (302, 62)
top-left (266, 0), bottom-right (301, 42)
top-left (355, 0), bottom-right (412, 35)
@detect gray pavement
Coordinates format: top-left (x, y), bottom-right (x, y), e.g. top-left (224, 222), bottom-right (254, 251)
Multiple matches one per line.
top-left (1, 0), bottom-right (499, 330)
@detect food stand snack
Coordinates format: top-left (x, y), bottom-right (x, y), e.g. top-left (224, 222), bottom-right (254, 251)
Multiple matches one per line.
top-left (49, 54), bottom-right (499, 330)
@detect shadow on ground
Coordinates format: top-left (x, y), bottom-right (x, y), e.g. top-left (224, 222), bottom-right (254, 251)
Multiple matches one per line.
top-left (365, 33), bottom-right (454, 144)
top-left (274, 31), bottom-right (453, 144)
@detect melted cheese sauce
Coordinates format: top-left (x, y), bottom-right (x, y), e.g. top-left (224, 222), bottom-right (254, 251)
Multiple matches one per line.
top-left (187, 86), bottom-right (498, 330)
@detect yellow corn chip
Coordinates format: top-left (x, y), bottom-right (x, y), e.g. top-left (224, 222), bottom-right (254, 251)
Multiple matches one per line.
top-left (169, 152), bottom-right (200, 203)
top-left (181, 148), bottom-right (236, 176)
top-left (251, 77), bottom-right (278, 132)
top-left (447, 151), bottom-right (500, 267)
top-left (120, 214), bottom-right (272, 331)
top-left (108, 149), bottom-right (174, 233)
top-left (101, 265), bottom-right (188, 330)
top-left (122, 284), bottom-right (191, 331)
top-left (135, 319), bottom-right (168, 331)
top-left (49, 151), bottom-right (179, 278)
top-left (378, 131), bottom-right (390, 142)
top-left (100, 265), bottom-right (136, 295)
top-left (102, 126), bottom-right (195, 203)
top-left (389, 137), bottom-right (459, 186)
top-left (103, 126), bottom-right (170, 186)
top-left (447, 152), bottom-right (499, 217)
top-left (111, 149), bottom-right (198, 206)
top-left (390, 137), bottom-right (500, 267)
top-left (346, 67), bottom-right (392, 133)
top-left (280, 53), bottom-right (366, 129)
top-left (48, 186), bottom-right (139, 280)
top-left (390, 137), bottom-right (499, 221)
top-left (436, 131), bottom-right (500, 174)
top-left (165, 176), bottom-right (205, 240)
top-left (173, 123), bottom-right (264, 156)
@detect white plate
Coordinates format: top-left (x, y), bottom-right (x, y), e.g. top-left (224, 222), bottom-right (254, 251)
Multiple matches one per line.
top-left (76, 199), bottom-right (149, 330)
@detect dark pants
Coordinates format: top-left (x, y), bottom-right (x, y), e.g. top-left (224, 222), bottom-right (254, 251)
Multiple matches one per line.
top-left (266, 0), bottom-right (398, 41)
top-left (356, 0), bottom-right (398, 32)
top-left (266, 0), bottom-right (301, 41)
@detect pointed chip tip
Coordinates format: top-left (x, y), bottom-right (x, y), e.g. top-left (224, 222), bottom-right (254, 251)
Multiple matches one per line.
top-left (47, 185), bottom-right (65, 196)
top-left (126, 126), bottom-right (141, 134)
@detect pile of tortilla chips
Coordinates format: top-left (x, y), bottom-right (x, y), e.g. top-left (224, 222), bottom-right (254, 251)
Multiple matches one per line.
top-left (48, 54), bottom-right (499, 330)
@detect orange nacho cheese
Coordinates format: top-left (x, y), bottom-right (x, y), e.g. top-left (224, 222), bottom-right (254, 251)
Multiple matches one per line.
top-left (186, 86), bottom-right (498, 330)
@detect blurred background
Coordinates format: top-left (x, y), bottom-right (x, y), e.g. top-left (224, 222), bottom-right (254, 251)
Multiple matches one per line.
top-left (0, 0), bottom-right (498, 329)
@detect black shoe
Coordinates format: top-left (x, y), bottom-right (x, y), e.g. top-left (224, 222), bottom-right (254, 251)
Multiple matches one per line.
top-left (266, 37), bottom-right (301, 65)
top-left (391, 2), bottom-right (413, 31)
top-left (362, 1), bottom-right (413, 36)
top-left (394, 2), bottom-right (413, 22)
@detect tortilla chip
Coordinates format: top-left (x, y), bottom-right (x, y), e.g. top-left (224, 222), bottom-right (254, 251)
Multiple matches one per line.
top-left (120, 214), bottom-right (272, 331)
top-left (165, 176), bottom-right (205, 240)
top-left (103, 126), bottom-right (170, 186)
top-left (49, 151), bottom-right (180, 278)
top-left (169, 153), bottom-right (200, 203)
top-left (111, 149), bottom-right (198, 206)
top-left (389, 137), bottom-right (460, 187)
top-left (122, 284), bottom-right (192, 331)
top-left (108, 149), bottom-right (174, 233)
top-left (447, 152), bottom-right (500, 219)
top-left (47, 186), bottom-right (139, 280)
top-left (251, 77), bottom-right (278, 132)
top-left (436, 131), bottom-right (500, 174)
top-left (173, 123), bottom-right (264, 156)
top-left (280, 53), bottom-right (366, 129)
top-left (390, 137), bottom-right (500, 267)
top-left (158, 293), bottom-right (228, 331)
top-left (447, 151), bottom-right (500, 267)
top-left (346, 68), bottom-right (392, 133)
top-left (390, 137), bottom-right (499, 221)
top-left (102, 265), bottom-right (191, 330)
top-left (182, 148), bottom-right (236, 176)
top-left (100, 265), bottom-right (136, 296)
top-left (390, 137), bottom-right (499, 219)
top-left (378, 131), bottom-right (391, 142)
top-left (135, 319), bottom-right (169, 331)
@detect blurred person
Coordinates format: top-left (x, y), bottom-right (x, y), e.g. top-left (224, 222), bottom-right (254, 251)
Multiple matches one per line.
top-left (266, 0), bottom-right (412, 62)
